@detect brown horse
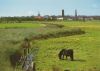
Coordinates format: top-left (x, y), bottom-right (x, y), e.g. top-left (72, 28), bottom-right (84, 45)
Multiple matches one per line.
top-left (58, 49), bottom-right (74, 61)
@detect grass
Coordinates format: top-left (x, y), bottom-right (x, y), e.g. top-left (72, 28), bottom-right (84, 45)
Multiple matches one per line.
top-left (0, 21), bottom-right (100, 71)
top-left (0, 22), bottom-right (45, 71)
top-left (0, 23), bottom-right (45, 28)
top-left (34, 21), bottom-right (100, 71)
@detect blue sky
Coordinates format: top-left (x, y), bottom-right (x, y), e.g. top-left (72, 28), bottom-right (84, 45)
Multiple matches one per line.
top-left (0, 0), bottom-right (100, 16)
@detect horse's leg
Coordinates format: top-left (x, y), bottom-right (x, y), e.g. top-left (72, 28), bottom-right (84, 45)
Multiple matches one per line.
top-left (59, 55), bottom-right (62, 60)
top-left (58, 53), bottom-right (61, 60)
top-left (62, 54), bottom-right (64, 60)
top-left (70, 53), bottom-right (74, 61)
top-left (65, 55), bottom-right (68, 60)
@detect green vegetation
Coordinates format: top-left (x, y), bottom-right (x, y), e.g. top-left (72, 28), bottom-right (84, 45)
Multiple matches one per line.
top-left (0, 21), bottom-right (100, 71)
top-left (0, 23), bottom-right (45, 28)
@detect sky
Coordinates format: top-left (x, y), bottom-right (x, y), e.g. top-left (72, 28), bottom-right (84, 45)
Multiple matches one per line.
top-left (0, 0), bottom-right (100, 17)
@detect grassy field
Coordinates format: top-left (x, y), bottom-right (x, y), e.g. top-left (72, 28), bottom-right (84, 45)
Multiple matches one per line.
top-left (0, 22), bottom-right (45, 28)
top-left (0, 23), bottom-right (46, 71)
top-left (35, 21), bottom-right (100, 71)
top-left (0, 21), bottom-right (100, 71)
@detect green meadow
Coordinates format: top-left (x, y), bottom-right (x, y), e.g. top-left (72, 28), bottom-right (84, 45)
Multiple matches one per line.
top-left (0, 23), bottom-right (45, 28)
top-left (0, 21), bottom-right (100, 71)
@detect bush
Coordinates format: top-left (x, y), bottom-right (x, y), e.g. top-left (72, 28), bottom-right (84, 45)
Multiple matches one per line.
top-left (32, 28), bottom-right (85, 40)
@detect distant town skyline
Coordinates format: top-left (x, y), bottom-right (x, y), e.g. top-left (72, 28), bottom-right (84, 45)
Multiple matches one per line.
top-left (0, 0), bottom-right (100, 17)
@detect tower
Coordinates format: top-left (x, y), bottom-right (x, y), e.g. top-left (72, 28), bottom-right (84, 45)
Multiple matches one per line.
top-left (62, 9), bottom-right (64, 18)
top-left (38, 12), bottom-right (40, 16)
top-left (75, 9), bottom-right (78, 20)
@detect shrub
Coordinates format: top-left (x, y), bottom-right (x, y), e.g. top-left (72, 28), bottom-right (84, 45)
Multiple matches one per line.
top-left (32, 28), bottom-right (85, 40)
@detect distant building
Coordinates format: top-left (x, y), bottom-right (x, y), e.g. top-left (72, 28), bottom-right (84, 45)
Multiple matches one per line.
top-left (56, 9), bottom-right (65, 20)
top-left (44, 15), bottom-right (52, 20)
top-left (57, 17), bottom-right (64, 20)
top-left (44, 15), bottom-right (49, 19)
top-left (35, 16), bottom-right (44, 20)
top-left (34, 12), bottom-right (44, 20)
top-left (50, 15), bottom-right (57, 20)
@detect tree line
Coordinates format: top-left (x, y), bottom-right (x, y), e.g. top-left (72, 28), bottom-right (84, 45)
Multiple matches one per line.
top-left (0, 16), bottom-right (100, 23)
top-left (0, 16), bottom-right (54, 23)
top-left (0, 16), bottom-right (36, 23)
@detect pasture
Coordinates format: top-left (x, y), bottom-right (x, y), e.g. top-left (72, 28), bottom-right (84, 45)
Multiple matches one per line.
top-left (0, 22), bottom-right (45, 28)
top-left (0, 21), bottom-right (100, 71)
